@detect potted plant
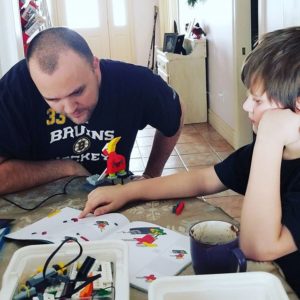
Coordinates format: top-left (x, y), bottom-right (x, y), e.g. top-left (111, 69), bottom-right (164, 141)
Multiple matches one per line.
top-left (187, 0), bottom-right (205, 7)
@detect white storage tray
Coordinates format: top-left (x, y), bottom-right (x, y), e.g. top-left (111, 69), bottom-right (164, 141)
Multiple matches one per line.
top-left (148, 272), bottom-right (289, 300)
top-left (0, 240), bottom-right (129, 300)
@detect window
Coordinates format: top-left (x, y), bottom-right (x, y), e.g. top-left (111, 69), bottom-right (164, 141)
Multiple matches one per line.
top-left (112, 0), bottom-right (126, 27)
top-left (64, 0), bottom-right (100, 28)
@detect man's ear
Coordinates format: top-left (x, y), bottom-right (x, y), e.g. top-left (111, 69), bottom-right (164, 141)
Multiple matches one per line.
top-left (92, 56), bottom-right (101, 81)
top-left (92, 56), bottom-right (99, 71)
top-left (295, 97), bottom-right (300, 112)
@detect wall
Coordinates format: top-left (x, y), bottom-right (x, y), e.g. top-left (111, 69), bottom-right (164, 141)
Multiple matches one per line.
top-left (201, 0), bottom-right (236, 128)
top-left (178, 0), bottom-right (252, 149)
top-left (177, 0), bottom-right (203, 34)
top-left (0, 1), bottom-right (24, 77)
top-left (204, 0), bottom-right (300, 148)
top-left (178, 0), bottom-right (300, 149)
top-left (132, 0), bottom-right (159, 66)
top-left (202, 0), bottom-right (253, 148)
top-left (259, 0), bottom-right (300, 35)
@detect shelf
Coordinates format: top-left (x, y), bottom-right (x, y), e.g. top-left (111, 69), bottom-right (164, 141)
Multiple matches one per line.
top-left (156, 38), bottom-right (207, 124)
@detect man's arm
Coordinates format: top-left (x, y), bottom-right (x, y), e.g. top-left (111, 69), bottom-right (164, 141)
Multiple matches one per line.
top-left (240, 109), bottom-right (300, 261)
top-left (0, 156), bottom-right (90, 195)
top-left (142, 102), bottom-right (184, 178)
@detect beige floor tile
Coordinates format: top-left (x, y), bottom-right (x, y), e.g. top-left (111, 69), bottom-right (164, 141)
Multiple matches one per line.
top-left (129, 157), bottom-right (144, 172)
top-left (143, 155), bottom-right (184, 169)
top-left (180, 152), bottom-right (220, 167)
top-left (130, 147), bottom-right (141, 159)
top-left (175, 143), bottom-right (212, 155)
top-left (138, 145), bottom-right (152, 157)
top-left (136, 136), bottom-right (154, 147)
top-left (207, 140), bottom-right (234, 152)
top-left (215, 150), bottom-right (235, 161)
top-left (192, 123), bottom-right (213, 132)
top-left (139, 145), bottom-right (177, 157)
top-left (162, 168), bottom-right (187, 176)
top-left (201, 130), bottom-right (226, 141)
top-left (181, 124), bottom-right (199, 134)
top-left (177, 132), bottom-right (207, 144)
top-left (137, 128), bottom-right (156, 137)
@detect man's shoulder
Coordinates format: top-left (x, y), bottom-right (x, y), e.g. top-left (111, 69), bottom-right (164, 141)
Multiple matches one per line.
top-left (100, 59), bottom-right (152, 78)
top-left (0, 59), bottom-right (31, 87)
top-left (0, 59), bottom-right (40, 108)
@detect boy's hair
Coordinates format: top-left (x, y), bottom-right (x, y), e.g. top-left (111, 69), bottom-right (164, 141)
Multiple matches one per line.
top-left (26, 27), bottom-right (94, 75)
top-left (241, 26), bottom-right (300, 110)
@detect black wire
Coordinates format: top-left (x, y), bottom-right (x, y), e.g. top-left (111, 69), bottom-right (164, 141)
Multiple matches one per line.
top-left (42, 237), bottom-right (83, 281)
top-left (0, 176), bottom-right (87, 211)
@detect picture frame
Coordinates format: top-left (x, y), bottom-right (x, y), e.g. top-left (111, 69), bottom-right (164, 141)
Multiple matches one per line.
top-left (163, 33), bottom-right (178, 53)
top-left (174, 34), bottom-right (185, 54)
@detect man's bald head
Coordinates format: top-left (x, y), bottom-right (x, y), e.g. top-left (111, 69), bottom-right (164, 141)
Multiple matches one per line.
top-left (26, 27), bottom-right (94, 74)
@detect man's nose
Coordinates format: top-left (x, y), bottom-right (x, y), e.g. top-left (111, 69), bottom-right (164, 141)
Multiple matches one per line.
top-left (243, 97), bottom-right (253, 113)
top-left (63, 99), bottom-right (76, 114)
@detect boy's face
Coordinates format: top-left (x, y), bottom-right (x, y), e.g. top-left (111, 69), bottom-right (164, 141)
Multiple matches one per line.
top-left (243, 86), bottom-right (281, 133)
top-left (29, 50), bottom-right (101, 125)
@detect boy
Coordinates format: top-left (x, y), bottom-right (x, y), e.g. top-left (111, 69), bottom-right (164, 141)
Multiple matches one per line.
top-left (80, 27), bottom-right (300, 295)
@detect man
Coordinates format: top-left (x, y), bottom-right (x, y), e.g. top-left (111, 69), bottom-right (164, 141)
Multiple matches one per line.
top-left (0, 27), bottom-right (183, 195)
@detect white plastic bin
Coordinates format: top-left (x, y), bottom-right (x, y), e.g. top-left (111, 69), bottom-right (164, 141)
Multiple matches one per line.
top-left (148, 272), bottom-right (289, 300)
top-left (0, 240), bottom-right (129, 300)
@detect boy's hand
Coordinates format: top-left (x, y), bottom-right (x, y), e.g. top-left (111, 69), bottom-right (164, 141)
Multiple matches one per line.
top-left (79, 185), bottom-right (129, 218)
top-left (257, 109), bottom-right (300, 147)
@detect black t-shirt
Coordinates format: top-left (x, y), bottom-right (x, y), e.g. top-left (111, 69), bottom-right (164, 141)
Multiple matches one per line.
top-left (215, 142), bottom-right (300, 296)
top-left (0, 59), bottom-right (181, 174)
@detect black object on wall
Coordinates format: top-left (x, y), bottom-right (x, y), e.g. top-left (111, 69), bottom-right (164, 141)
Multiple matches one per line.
top-left (251, 0), bottom-right (258, 49)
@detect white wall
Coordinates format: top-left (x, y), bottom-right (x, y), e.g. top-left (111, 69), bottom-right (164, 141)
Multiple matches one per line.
top-left (177, 0), bottom-right (300, 149)
top-left (180, 0), bottom-right (252, 148)
top-left (132, 0), bottom-right (159, 66)
top-left (201, 0), bottom-right (236, 128)
top-left (259, 0), bottom-right (300, 35)
top-left (177, 0), bottom-right (203, 34)
top-left (0, 0), bottom-right (24, 77)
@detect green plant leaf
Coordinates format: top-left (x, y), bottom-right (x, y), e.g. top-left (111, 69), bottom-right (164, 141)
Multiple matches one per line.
top-left (187, 0), bottom-right (198, 7)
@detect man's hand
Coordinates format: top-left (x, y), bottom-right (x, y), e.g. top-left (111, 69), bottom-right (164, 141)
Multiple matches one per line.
top-left (79, 184), bottom-right (129, 218)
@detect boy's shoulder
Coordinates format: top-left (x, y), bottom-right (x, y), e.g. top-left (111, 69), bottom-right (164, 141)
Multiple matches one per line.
top-left (214, 142), bottom-right (255, 195)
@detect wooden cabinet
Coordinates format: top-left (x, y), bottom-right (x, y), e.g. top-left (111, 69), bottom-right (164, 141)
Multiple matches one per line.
top-left (156, 38), bottom-right (207, 124)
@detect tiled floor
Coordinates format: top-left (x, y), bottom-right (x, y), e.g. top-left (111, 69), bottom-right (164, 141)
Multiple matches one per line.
top-left (130, 123), bottom-right (244, 222)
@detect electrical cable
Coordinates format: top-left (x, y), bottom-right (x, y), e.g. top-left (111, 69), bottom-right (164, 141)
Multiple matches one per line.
top-left (0, 176), bottom-right (87, 211)
top-left (42, 237), bottom-right (83, 281)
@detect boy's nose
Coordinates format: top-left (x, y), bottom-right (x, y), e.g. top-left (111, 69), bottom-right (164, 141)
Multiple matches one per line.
top-left (243, 97), bottom-right (253, 113)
